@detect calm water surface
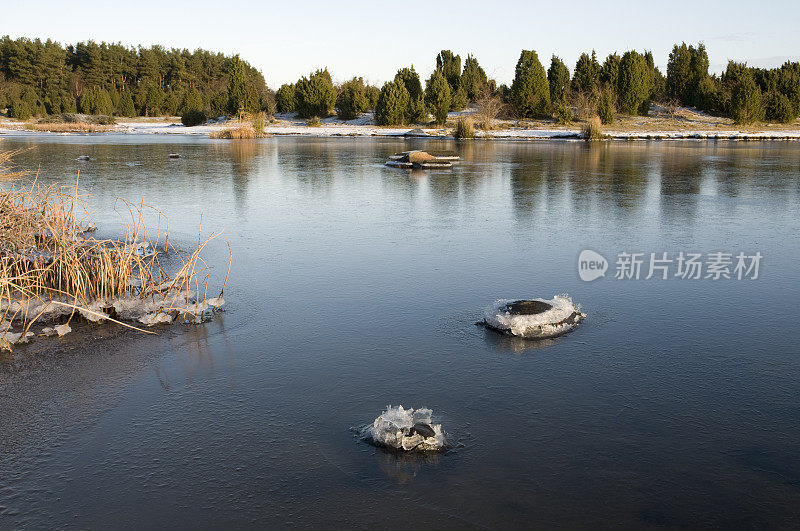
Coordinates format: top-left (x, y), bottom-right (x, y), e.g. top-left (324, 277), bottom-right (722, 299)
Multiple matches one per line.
top-left (1, 135), bottom-right (799, 528)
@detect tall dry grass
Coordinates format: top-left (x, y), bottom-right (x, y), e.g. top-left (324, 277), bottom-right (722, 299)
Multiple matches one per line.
top-left (209, 123), bottom-right (257, 139)
top-left (582, 116), bottom-right (603, 140)
top-left (0, 151), bottom-right (229, 350)
top-left (26, 122), bottom-right (115, 133)
top-left (454, 116), bottom-right (475, 139)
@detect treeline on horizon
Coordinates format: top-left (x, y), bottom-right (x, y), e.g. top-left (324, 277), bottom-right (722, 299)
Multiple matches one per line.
top-left (0, 36), bottom-right (271, 123)
top-left (1, 35), bottom-right (799, 127)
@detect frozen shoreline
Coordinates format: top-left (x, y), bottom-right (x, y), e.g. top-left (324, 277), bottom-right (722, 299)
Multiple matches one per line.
top-left (2, 112), bottom-right (800, 141)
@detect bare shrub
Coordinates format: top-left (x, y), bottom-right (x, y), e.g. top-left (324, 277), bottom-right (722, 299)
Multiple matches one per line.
top-left (474, 90), bottom-right (504, 130)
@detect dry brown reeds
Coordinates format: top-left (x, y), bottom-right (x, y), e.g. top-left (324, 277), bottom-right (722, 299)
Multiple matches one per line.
top-left (209, 123), bottom-right (258, 139)
top-left (25, 122), bottom-right (115, 133)
top-left (0, 151), bottom-right (229, 351)
top-left (581, 116), bottom-right (603, 140)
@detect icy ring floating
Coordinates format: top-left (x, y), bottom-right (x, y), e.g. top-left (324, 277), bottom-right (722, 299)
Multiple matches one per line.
top-left (482, 294), bottom-right (585, 339)
top-left (360, 405), bottom-right (446, 452)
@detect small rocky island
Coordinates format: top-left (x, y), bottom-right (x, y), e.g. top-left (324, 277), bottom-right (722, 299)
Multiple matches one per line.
top-left (385, 150), bottom-right (459, 169)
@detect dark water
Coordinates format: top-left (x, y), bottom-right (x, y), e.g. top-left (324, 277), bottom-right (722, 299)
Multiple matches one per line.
top-left (1, 135), bottom-right (800, 528)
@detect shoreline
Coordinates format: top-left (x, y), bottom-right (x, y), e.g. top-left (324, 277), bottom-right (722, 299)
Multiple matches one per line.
top-left (2, 115), bottom-right (800, 142)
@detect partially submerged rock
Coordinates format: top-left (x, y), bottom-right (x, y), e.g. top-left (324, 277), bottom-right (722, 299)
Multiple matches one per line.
top-left (385, 150), bottom-right (459, 169)
top-left (362, 405), bottom-right (446, 452)
top-left (482, 295), bottom-right (585, 339)
top-left (403, 128), bottom-right (428, 137)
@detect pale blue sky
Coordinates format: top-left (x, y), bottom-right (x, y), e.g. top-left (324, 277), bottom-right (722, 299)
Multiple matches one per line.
top-left (5, 0), bottom-right (799, 88)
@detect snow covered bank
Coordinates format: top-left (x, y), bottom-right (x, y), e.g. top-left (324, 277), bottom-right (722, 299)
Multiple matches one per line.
top-left (2, 108), bottom-right (800, 140)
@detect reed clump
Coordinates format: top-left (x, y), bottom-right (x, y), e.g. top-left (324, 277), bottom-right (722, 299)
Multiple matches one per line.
top-left (454, 116), bottom-right (475, 139)
top-left (209, 123), bottom-right (258, 139)
top-left (26, 122), bottom-right (115, 133)
top-left (0, 151), bottom-right (229, 351)
top-left (581, 116), bottom-right (603, 140)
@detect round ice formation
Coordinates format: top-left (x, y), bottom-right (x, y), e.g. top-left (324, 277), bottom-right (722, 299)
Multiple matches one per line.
top-left (364, 405), bottom-right (446, 451)
top-left (483, 294), bottom-right (585, 339)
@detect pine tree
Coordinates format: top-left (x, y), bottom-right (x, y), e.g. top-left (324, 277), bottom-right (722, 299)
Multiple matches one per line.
top-left (510, 50), bottom-right (550, 118)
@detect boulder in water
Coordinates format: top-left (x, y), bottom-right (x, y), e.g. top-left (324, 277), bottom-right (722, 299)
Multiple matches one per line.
top-left (385, 150), bottom-right (458, 169)
top-left (407, 151), bottom-right (437, 165)
top-left (403, 128), bottom-right (428, 137)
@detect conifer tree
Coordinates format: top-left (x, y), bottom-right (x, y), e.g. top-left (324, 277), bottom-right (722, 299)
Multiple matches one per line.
top-left (510, 50), bottom-right (550, 118)
top-left (424, 69), bottom-right (452, 125)
top-left (547, 55), bottom-right (570, 105)
top-left (618, 51), bottom-right (649, 115)
top-left (375, 79), bottom-right (410, 125)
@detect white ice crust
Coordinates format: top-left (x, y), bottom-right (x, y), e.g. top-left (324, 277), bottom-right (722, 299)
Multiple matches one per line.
top-left (483, 294), bottom-right (584, 339)
top-left (366, 405), bottom-right (446, 451)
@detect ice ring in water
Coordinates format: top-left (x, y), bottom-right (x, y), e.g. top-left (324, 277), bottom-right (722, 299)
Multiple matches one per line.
top-left (482, 294), bottom-right (585, 339)
top-left (360, 405), bottom-right (446, 452)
